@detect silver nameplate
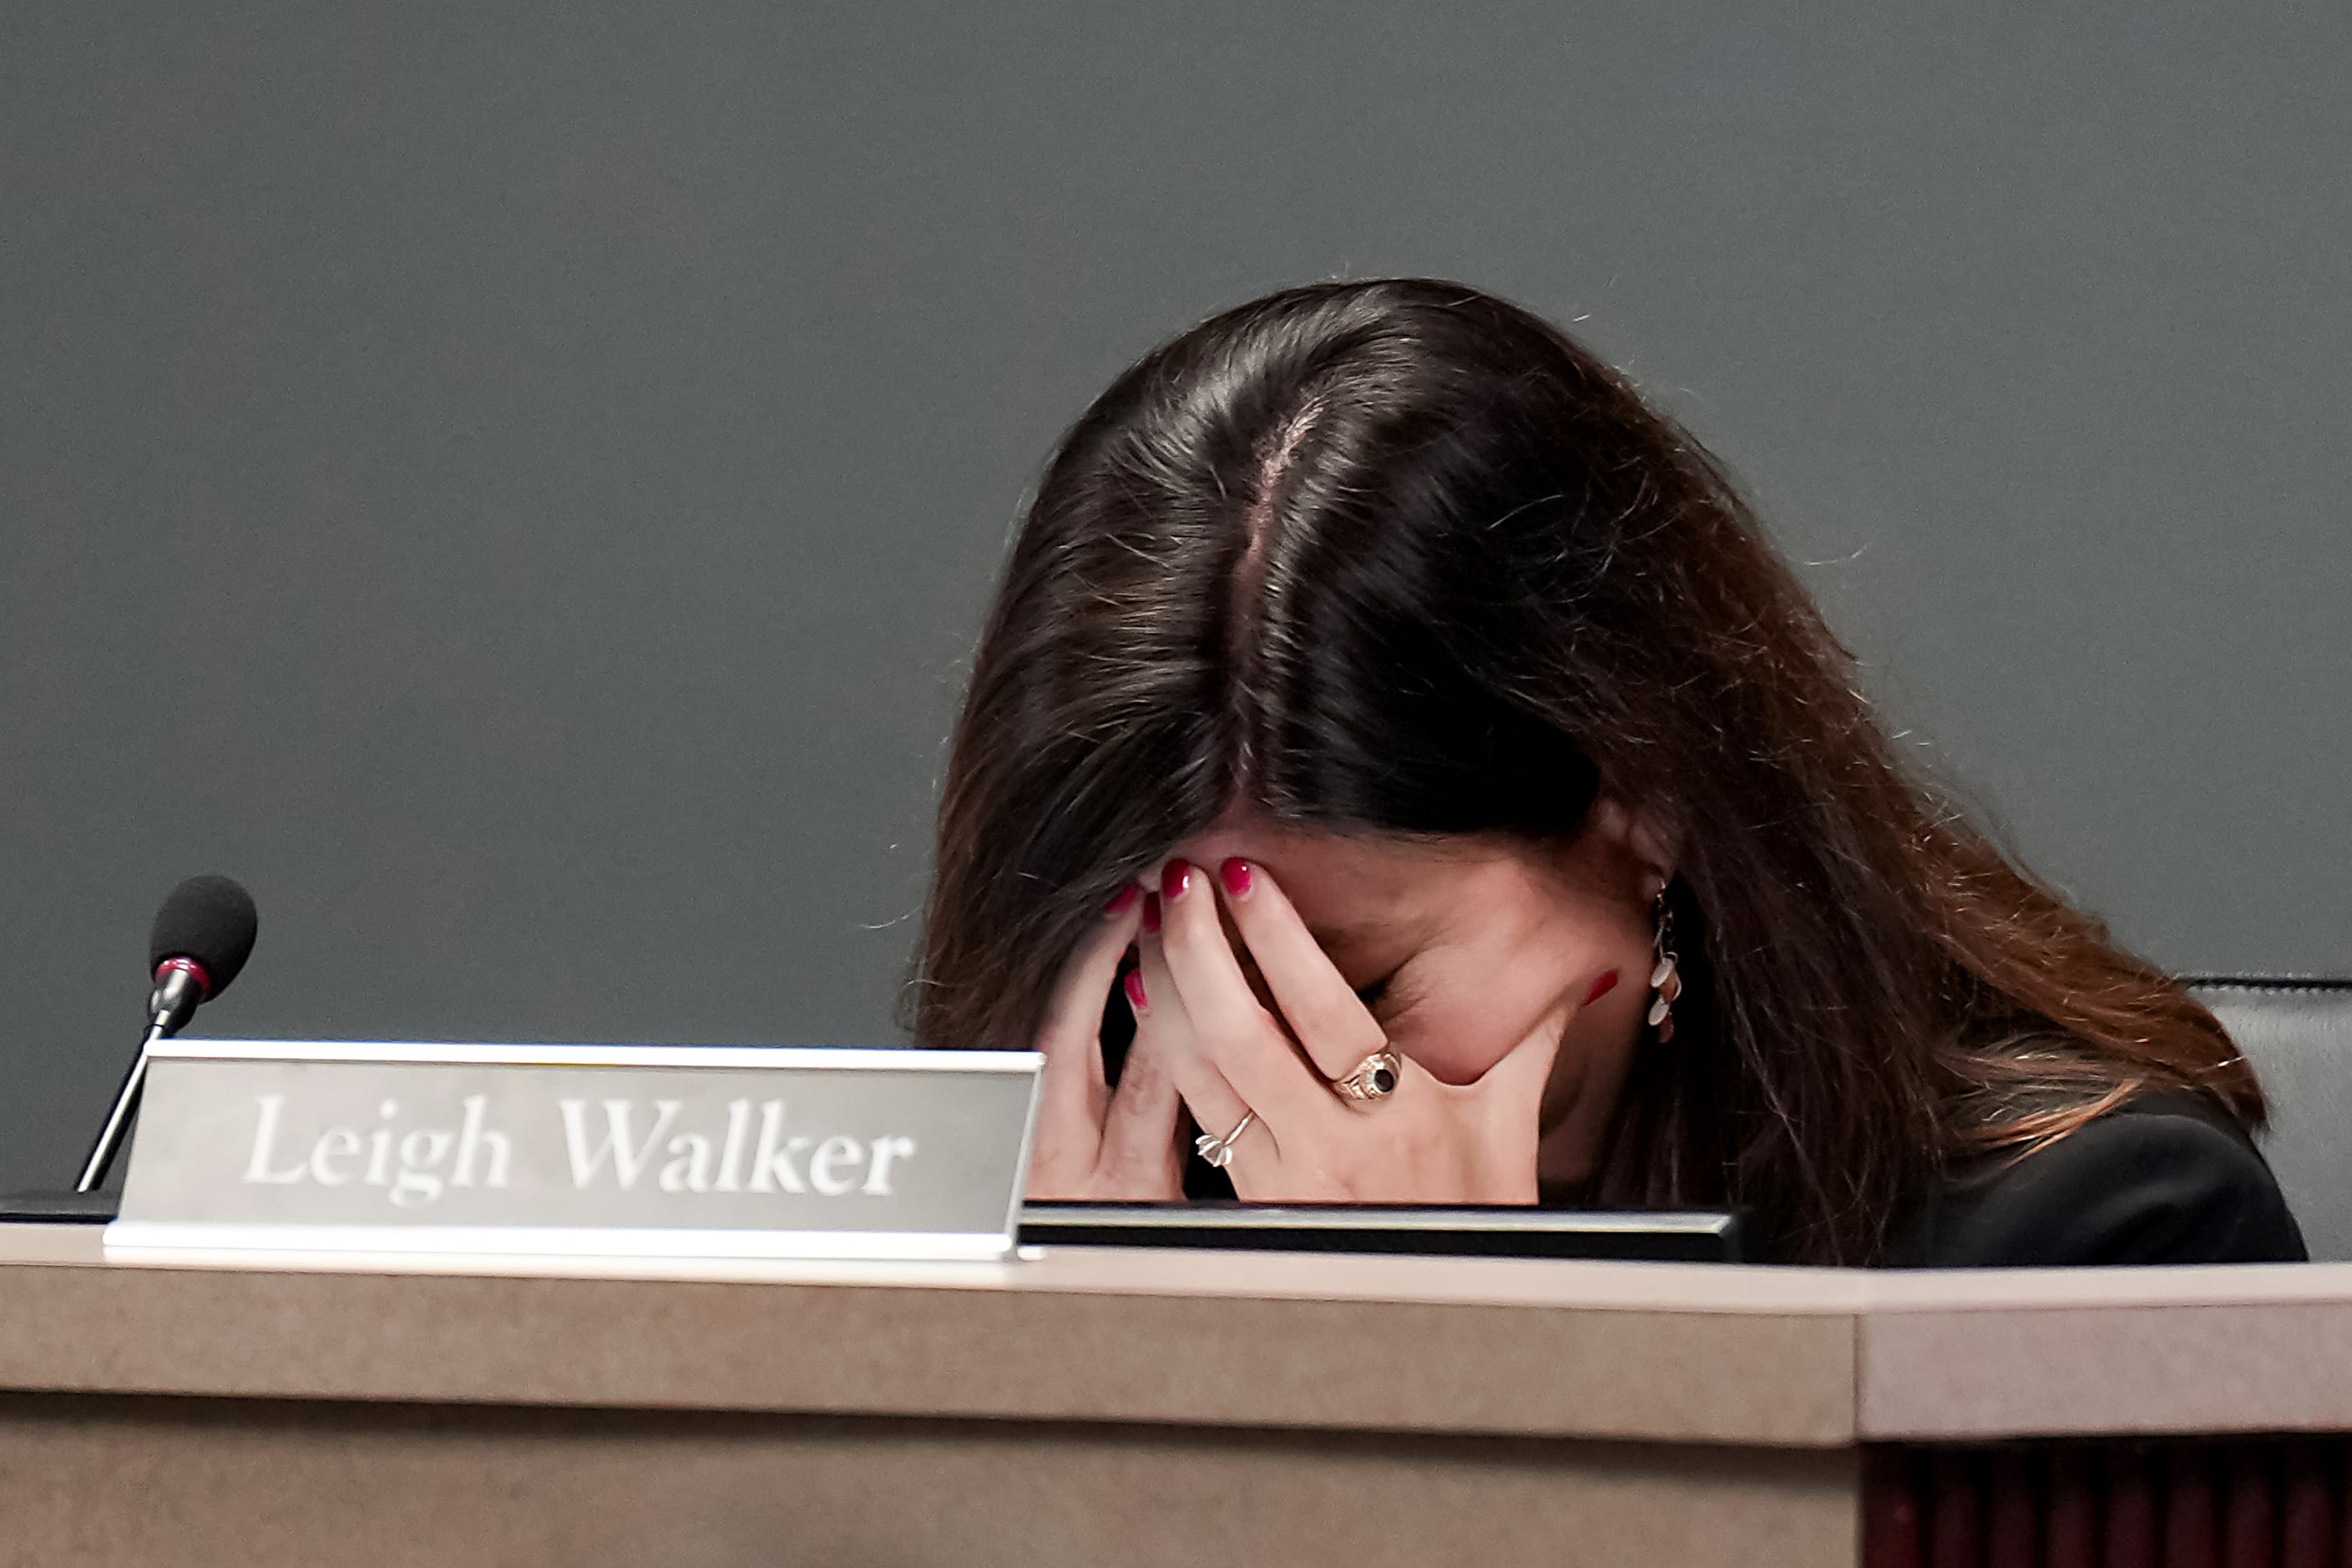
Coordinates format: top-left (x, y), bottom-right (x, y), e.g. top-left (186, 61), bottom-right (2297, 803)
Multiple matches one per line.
top-left (106, 1040), bottom-right (1042, 1262)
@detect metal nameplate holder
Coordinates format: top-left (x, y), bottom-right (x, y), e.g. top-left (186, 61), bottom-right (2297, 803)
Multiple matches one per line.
top-left (104, 1039), bottom-right (1042, 1262)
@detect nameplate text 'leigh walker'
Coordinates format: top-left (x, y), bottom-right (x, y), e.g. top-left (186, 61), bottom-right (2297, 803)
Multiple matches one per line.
top-left (106, 1041), bottom-right (1041, 1262)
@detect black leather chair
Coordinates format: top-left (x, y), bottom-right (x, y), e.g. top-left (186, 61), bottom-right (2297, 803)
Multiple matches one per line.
top-left (2190, 978), bottom-right (2352, 1262)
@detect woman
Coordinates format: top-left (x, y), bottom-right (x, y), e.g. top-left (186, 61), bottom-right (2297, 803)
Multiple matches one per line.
top-left (913, 278), bottom-right (2304, 1267)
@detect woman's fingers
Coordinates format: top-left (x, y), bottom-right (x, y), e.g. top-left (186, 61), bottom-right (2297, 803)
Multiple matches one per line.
top-left (1153, 860), bottom-right (1337, 1128)
top-left (1213, 858), bottom-right (1389, 1083)
top-left (1131, 909), bottom-right (1251, 1124)
top-left (1095, 1018), bottom-right (1186, 1191)
top-left (1126, 933), bottom-right (1271, 1173)
top-left (1451, 1004), bottom-right (1570, 1198)
top-left (1036, 886), bottom-right (1146, 1094)
top-left (1024, 887), bottom-right (1149, 1199)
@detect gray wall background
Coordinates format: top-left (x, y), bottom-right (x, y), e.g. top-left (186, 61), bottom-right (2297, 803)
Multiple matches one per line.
top-left (4, 3), bottom-right (2348, 1194)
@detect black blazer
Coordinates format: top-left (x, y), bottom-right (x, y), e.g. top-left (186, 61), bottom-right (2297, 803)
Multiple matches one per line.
top-left (1884, 1091), bottom-right (2308, 1267)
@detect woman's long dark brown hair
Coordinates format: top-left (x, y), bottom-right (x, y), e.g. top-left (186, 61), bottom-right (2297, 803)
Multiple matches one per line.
top-left (912, 278), bottom-right (2260, 1265)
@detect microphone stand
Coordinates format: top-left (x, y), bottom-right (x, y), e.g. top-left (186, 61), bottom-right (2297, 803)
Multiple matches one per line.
top-left (76, 963), bottom-right (205, 1194)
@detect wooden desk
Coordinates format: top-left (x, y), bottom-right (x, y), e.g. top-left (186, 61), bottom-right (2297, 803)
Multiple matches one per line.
top-left (3, 1226), bottom-right (2346, 1565)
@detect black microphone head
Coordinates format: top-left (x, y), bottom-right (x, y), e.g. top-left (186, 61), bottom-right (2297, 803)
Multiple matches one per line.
top-left (148, 875), bottom-right (259, 1000)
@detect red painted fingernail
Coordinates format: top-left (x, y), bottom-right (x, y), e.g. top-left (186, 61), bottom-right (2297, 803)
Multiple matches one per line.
top-left (1219, 857), bottom-right (1252, 898)
top-left (1160, 859), bottom-right (1193, 902)
top-left (1585, 969), bottom-right (1620, 1006)
top-left (1123, 969), bottom-right (1148, 1014)
top-left (1141, 893), bottom-right (1161, 934)
top-left (1104, 883), bottom-right (1141, 918)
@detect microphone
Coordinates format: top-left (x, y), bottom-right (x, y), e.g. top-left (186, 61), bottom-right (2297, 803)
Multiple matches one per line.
top-left (76, 875), bottom-right (260, 1192)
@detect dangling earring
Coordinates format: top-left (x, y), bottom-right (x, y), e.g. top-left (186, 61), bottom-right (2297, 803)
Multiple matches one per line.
top-left (1646, 891), bottom-right (1682, 1044)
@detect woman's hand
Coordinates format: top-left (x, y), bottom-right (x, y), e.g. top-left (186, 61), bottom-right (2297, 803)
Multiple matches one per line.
top-left (1024, 887), bottom-right (1187, 1200)
top-left (1134, 858), bottom-right (1567, 1204)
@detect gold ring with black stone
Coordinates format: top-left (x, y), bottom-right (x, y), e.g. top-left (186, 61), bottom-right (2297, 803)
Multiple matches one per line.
top-left (1333, 1050), bottom-right (1403, 1103)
